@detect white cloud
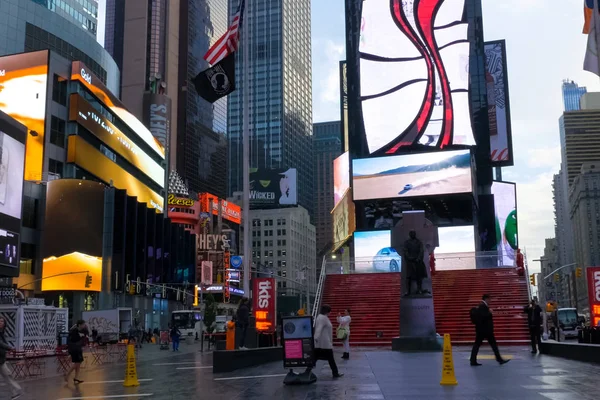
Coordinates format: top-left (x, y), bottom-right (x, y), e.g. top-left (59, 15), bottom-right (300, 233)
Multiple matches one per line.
top-left (527, 146), bottom-right (561, 169)
top-left (312, 39), bottom-right (345, 122)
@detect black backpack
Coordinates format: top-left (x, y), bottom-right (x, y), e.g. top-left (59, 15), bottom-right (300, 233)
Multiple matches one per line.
top-left (470, 307), bottom-right (480, 325)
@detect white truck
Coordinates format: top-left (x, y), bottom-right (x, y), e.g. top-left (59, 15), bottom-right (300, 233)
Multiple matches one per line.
top-left (82, 308), bottom-right (133, 344)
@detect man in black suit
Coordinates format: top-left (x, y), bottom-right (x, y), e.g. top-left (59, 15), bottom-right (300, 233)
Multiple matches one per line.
top-left (524, 299), bottom-right (543, 353)
top-left (470, 294), bottom-right (510, 366)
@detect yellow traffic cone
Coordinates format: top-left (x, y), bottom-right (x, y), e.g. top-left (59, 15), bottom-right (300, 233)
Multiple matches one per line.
top-left (440, 333), bottom-right (458, 386)
top-left (123, 344), bottom-right (140, 387)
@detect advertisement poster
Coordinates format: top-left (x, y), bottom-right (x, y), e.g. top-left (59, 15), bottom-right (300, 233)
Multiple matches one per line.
top-left (0, 132), bottom-right (25, 219)
top-left (282, 316), bottom-right (314, 368)
top-left (253, 278), bottom-right (276, 333)
top-left (353, 150), bottom-right (472, 201)
top-left (359, 0), bottom-right (474, 154)
top-left (332, 192), bottom-right (356, 252)
top-left (485, 40), bottom-right (514, 166)
top-left (201, 261), bottom-right (213, 285)
top-left (249, 168), bottom-right (297, 207)
top-left (587, 267), bottom-right (600, 327)
top-left (333, 152), bottom-right (350, 208)
top-left (491, 181), bottom-right (518, 266)
top-left (353, 230), bottom-right (401, 273)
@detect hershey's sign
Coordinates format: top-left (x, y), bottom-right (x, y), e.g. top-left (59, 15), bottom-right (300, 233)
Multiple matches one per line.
top-left (196, 234), bottom-right (230, 251)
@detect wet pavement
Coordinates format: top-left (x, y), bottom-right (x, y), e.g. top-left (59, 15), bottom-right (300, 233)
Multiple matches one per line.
top-left (4, 344), bottom-right (600, 399)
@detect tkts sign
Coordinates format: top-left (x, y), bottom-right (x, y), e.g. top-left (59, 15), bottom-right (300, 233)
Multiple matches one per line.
top-left (253, 278), bottom-right (276, 333)
top-left (587, 266), bottom-right (600, 327)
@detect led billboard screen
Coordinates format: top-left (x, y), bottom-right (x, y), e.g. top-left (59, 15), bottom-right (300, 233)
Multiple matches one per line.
top-left (359, 0), bottom-right (474, 154)
top-left (485, 40), bottom-right (514, 166)
top-left (69, 93), bottom-right (165, 188)
top-left (67, 135), bottom-right (164, 212)
top-left (42, 180), bottom-right (105, 292)
top-left (199, 193), bottom-right (242, 225)
top-left (333, 152), bottom-right (350, 208)
top-left (491, 181), bottom-right (518, 266)
top-left (332, 191), bottom-right (356, 252)
top-left (0, 50), bottom-right (49, 181)
top-left (249, 168), bottom-right (297, 207)
top-left (354, 230), bottom-right (401, 273)
top-left (71, 61), bottom-right (165, 160)
top-left (437, 226), bottom-right (475, 254)
top-left (353, 150), bottom-right (472, 201)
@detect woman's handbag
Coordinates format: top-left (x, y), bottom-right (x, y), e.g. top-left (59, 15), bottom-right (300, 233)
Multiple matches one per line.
top-left (336, 326), bottom-right (348, 340)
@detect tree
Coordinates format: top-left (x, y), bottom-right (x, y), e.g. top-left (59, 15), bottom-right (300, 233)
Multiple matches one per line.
top-left (203, 294), bottom-right (217, 333)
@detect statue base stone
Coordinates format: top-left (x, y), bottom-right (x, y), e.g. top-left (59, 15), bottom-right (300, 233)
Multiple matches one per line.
top-left (392, 287), bottom-right (442, 352)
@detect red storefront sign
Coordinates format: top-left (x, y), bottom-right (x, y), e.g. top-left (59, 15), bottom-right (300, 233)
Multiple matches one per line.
top-left (253, 278), bottom-right (276, 333)
top-left (587, 266), bottom-right (600, 327)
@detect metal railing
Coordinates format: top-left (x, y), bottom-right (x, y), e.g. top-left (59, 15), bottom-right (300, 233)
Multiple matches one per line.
top-left (312, 255), bottom-right (328, 317)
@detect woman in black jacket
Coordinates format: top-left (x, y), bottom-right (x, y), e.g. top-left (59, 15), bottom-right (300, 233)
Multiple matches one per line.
top-left (0, 317), bottom-right (23, 399)
top-left (65, 320), bottom-right (87, 384)
top-left (236, 298), bottom-right (250, 349)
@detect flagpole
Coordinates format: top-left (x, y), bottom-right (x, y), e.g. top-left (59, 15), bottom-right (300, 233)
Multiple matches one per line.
top-left (242, 0), bottom-right (251, 298)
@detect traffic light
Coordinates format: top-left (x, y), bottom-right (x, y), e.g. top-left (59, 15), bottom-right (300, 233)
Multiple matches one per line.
top-left (576, 267), bottom-right (583, 278)
top-left (546, 301), bottom-right (556, 312)
top-left (529, 274), bottom-right (536, 286)
top-left (129, 283), bottom-right (136, 295)
top-left (554, 273), bottom-right (560, 283)
top-left (85, 274), bottom-right (92, 288)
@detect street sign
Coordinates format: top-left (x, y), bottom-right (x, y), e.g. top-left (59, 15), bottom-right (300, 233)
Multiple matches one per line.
top-left (231, 255), bottom-right (243, 269)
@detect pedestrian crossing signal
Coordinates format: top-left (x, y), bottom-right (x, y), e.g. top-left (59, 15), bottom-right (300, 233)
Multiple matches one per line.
top-left (529, 274), bottom-right (536, 286)
top-left (85, 274), bottom-right (92, 288)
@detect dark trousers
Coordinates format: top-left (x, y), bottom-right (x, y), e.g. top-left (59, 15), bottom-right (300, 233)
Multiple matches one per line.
top-left (530, 327), bottom-right (542, 352)
top-left (239, 324), bottom-right (248, 348)
top-left (470, 330), bottom-right (502, 363)
top-left (313, 348), bottom-right (339, 376)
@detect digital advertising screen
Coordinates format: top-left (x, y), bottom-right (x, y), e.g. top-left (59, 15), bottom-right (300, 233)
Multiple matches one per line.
top-left (67, 136), bottom-right (164, 213)
top-left (69, 93), bottom-right (165, 188)
top-left (333, 151), bottom-right (350, 208)
top-left (353, 230), bottom-right (401, 273)
top-left (359, 0), bottom-right (474, 154)
top-left (0, 50), bottom-right (49, 181)
top-left (42, 180), bottom-right (105, 292)
top-left (71, 61), bottom-right (165, 160)
top-left (249, 168), bottom-right (297, 208)
top-left (353, 150), bottom-right (472, 201)
top-left (491, 181), bottom-right (518, 267)
top-left (332, 191), bottom-right (356, 252)
top-left (485, 40), bottom-right (514, 166)
top-left (282, 316), bottom-right (314, 368)
top-left (437, 226), bottom-right (476, 255)
top-left (199, 193), bottom-right (242, 225)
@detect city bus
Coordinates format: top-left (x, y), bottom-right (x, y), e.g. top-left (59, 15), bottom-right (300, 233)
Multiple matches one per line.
top-left (171, 310), bottom-right (203, 340)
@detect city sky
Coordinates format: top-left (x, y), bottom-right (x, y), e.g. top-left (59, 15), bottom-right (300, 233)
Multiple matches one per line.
top-left (312, 0), bottom-right (600, 272)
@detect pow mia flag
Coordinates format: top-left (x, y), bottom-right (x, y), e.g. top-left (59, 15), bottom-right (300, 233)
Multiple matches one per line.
top-left (192, 53), bottom-right (236, 103)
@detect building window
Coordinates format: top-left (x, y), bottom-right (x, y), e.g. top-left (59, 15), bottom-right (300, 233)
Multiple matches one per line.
top-left (50, 116), bottom-right (66, 148)
top-left (52, 74), bottom-right (68, 106)
top-left (49, 158), bottom-right (64, 178)
top-left (22, 196), bottom-right (38, 229)
top-left (19, 243), bottom-right (36, 275)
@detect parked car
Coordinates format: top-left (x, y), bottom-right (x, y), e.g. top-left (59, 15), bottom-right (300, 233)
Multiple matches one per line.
top-left (372, 247), bottom-right (401, 272)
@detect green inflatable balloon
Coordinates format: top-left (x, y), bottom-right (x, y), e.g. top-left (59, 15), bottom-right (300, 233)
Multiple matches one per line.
top-left (495, 216), bottom-right (501, 247)
top-left (504, 210), bottom-right (518, 250)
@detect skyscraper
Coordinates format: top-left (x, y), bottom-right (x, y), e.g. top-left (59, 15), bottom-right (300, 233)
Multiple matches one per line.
top-left (104, 0), bottom-right (229, 197)
top-left (562, 80), bottom-right (587, 112)
top-left (313, 121), bottom-right (342, 255)
top-left (227, 0), bottom-right (313, 217)
top-left (30, 0), bottom-right (99, 37)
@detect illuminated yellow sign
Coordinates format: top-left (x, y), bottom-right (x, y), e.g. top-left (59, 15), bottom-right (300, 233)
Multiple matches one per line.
top-left (71, 61), bottom-right (165, 159)
top-left (41, 252), bottom-right (102, 292)
top-left (0, 50), bottom-right (49, 181)
top-left (167, 194), bottom-right (195, 207)
top-left (69, 93), bottom-right (165, 188)
top-left (67, 135), bottom-right (164, 212)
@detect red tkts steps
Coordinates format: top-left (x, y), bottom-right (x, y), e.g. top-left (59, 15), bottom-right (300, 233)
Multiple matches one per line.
top-left (322, 268), bottom-right (529, 347)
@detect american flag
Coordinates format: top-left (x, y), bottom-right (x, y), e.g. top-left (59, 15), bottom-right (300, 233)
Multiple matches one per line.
top-left (203, 0), bottom-right (245, 65)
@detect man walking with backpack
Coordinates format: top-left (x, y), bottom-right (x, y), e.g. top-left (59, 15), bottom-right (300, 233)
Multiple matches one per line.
top-left (470, 294), bottom-right (510, 366)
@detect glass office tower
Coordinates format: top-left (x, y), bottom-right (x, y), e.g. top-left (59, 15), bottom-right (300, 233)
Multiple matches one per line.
top-left (30, 0), bottom-right (99, 37)
top-left (227, 0), bottom-right (314, 217)
top-left (562, 80), bottom-right (587, 112)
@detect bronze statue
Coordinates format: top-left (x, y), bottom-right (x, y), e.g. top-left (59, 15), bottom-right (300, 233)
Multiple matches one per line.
top-left (403, 230), bottom-right (429, 296)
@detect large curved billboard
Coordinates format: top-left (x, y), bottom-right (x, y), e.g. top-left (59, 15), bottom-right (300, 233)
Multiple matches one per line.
top-left (42, 180), bottom-right (105, 292)
top-left (491, 181), bottom-right (518, 267)
top-left (359, 0), bottom-right (473, 154)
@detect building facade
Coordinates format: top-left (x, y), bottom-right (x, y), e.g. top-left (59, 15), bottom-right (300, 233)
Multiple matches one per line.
top-left (104, 0), bottom-right (229, 197)
top-left (29, 0), bottom-right (99, 38)
top-left (313, 121), bottom-right (342, 255)
top-left (569, 163), bottom-right (600, 316)
top-left (228, 0), bottom-right (314, 217)
top-left (250, 207), bottom-right (316, 301)
top-left (539, 238), bottom-right (562, 306)
top-left (562, 80), bottom-right (587, 112)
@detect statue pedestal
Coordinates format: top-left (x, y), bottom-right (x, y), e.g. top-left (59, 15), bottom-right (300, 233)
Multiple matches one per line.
top-left (391, 211), bottom-right (442, 352)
